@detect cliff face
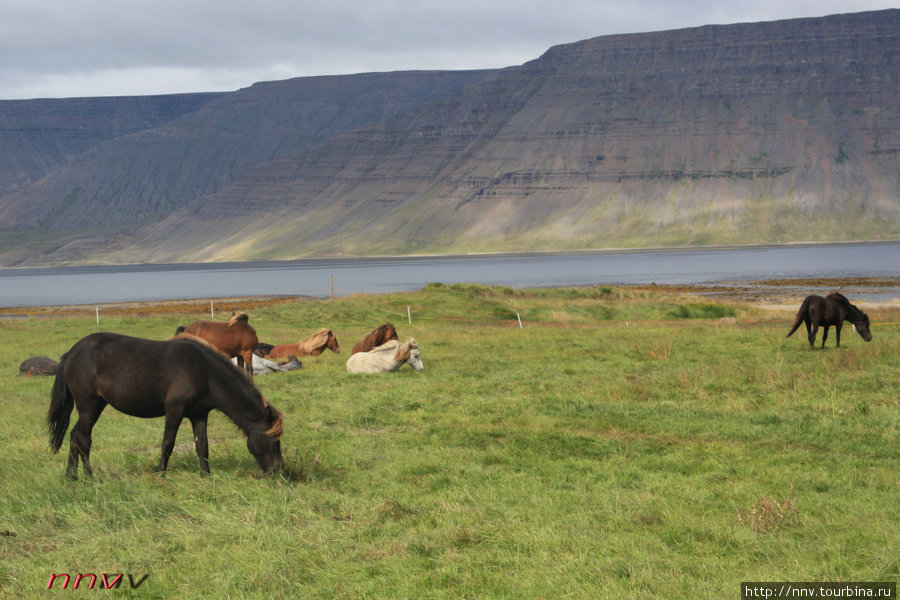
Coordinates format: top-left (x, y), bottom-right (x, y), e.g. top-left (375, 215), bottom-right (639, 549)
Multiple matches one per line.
top-left (0, 71), bottom-right (497, 233)
top-left (0, 10), bottom-right (897, 265)
top-left (0, 94), bottom-right (224, 195)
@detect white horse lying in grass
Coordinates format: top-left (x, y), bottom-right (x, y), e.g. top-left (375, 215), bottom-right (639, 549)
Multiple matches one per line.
top-left (345, 339), bottom-right (424, 374)
top-left (232, 354), bottom-right (302, 375)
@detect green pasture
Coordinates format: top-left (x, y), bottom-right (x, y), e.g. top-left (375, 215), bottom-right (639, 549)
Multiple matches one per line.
top-left (0, 284), bottom-right (897, 599)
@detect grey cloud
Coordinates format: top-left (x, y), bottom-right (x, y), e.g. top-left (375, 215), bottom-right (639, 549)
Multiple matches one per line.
top-left (0, 0), bottom-right (894, 99)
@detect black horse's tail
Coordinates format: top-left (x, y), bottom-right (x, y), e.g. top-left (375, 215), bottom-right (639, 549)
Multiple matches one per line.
top-left (785, 297), bottom-right (811, 338)
top-left (47, 353), bottom-right (72, 453)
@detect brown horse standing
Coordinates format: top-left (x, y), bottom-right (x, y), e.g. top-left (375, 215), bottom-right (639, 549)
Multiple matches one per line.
top-left (351, 323), bottom-right (399, 354)
top-left (264, 329), bottom-right (341, 360)
top-left (786, 292), bottom-right (872, 349)
top-left (177, 313), bottom-right (259, 378)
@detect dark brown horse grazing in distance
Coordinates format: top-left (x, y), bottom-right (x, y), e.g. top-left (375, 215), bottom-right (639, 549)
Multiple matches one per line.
top-left (351, 323), bottom-right (399, 354)
top-left (786, 292), bottom-right (872, 349)
top-left (177, 313), bottom-right (258, 378)
top-left (47, 332), bottom-right (283, 479)
top-left (264, 328), bottom-right (341, 360)
top-left (19, 356), bottom-right (59, 376)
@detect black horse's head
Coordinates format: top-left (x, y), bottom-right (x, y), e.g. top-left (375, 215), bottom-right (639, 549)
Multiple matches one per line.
top-left (854, 312), bottom-right (873, 342)
top-left (247, 404), bottom-right (284, 475)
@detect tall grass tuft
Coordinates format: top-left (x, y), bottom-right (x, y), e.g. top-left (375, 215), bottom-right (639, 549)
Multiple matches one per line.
top-left (737, 485), bottom-right (799, 533)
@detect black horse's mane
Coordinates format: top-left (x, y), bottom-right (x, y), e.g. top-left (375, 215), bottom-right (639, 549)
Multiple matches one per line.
top-left (173, 336), bottom-right (265, 406)
top-left (174, 336), bottom-right (284, 439)
top-left (825, 291), bottom-right (867, 320)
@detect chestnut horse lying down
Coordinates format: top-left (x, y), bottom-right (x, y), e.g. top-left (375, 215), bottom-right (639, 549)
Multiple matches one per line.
top-left (264, 328), bottom-right (340, 360)
top-left (351, 323), bottom-right (399, 354)
top-left (786, 292), bottom-right (872, 349)
top-left (346, 339), bottom-right (424, 374)
top-left (176, 313), bottom-right (258, 378)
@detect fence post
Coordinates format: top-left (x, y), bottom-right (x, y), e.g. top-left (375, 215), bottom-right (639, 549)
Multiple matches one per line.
top-left (407, 306), bottom-right (412, 325)
top-left (517, 312), bottom-right (523, 328)
top-left (96, 307), bottom-right (100, 326)
top-left (331, 274), bottom-right (334, 301)
top-left (210, 300), bottom-right (214, 319)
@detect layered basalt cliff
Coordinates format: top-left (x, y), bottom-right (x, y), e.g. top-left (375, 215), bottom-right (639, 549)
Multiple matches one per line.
top-left (0, 94), bottom-right (223, 195)
top-left (0, 10), bottom-right (897, 265)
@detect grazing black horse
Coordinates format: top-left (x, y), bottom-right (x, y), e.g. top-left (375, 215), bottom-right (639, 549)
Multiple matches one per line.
top-left (47, 332), bottom-right (283, 479)
top-left (786, 292), bottom-right (872, 349)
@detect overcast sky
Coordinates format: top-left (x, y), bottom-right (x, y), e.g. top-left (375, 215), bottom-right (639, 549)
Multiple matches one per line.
top-left (1, 0), bottom-right (896, 100)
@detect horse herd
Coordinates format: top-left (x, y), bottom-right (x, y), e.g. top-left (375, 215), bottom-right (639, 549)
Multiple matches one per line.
top-left (42, 318), bottom-right (422, 480)
top-left (174, 315), bottom-right (424, 377)
top-left (38, 292), bottom-right (870, 480)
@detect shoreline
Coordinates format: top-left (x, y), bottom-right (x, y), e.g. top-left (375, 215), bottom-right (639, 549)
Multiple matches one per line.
top-left (2, 277), bottom-right (898, 318)
top-left (1, 240), bottom-right (898, 272)
top-left (626, 277), bottom-right (900, 306)
top-left (2, 244), bottom-right (897, 309)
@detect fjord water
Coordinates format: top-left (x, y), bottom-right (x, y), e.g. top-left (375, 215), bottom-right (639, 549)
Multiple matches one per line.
top-left (0, 243), bottom-right (897, 308)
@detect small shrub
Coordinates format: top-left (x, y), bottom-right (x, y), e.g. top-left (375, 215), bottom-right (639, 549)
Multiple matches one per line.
top-left (737, 485), bottom-right (798, 533)
top-left (446, 283), bottom-right (515, 297)
top-left (667, 303), bottom-right (736, 320)
top-left (634, 339), bottom-right (674, 361)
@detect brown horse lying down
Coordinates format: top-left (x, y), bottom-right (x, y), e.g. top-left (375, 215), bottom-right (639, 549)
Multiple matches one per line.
top-left (351, 323), bottom-right (399, 354)
top-left (176, 313), bottom-right (259, 378)
top-left (265, 328), bottom-right (340, 360)
top-left (786, 292), bottom-right (872, 349)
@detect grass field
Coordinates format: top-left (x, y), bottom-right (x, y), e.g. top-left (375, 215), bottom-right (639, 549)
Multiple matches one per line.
top-left (1, 284), bottom-right (898, 599)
